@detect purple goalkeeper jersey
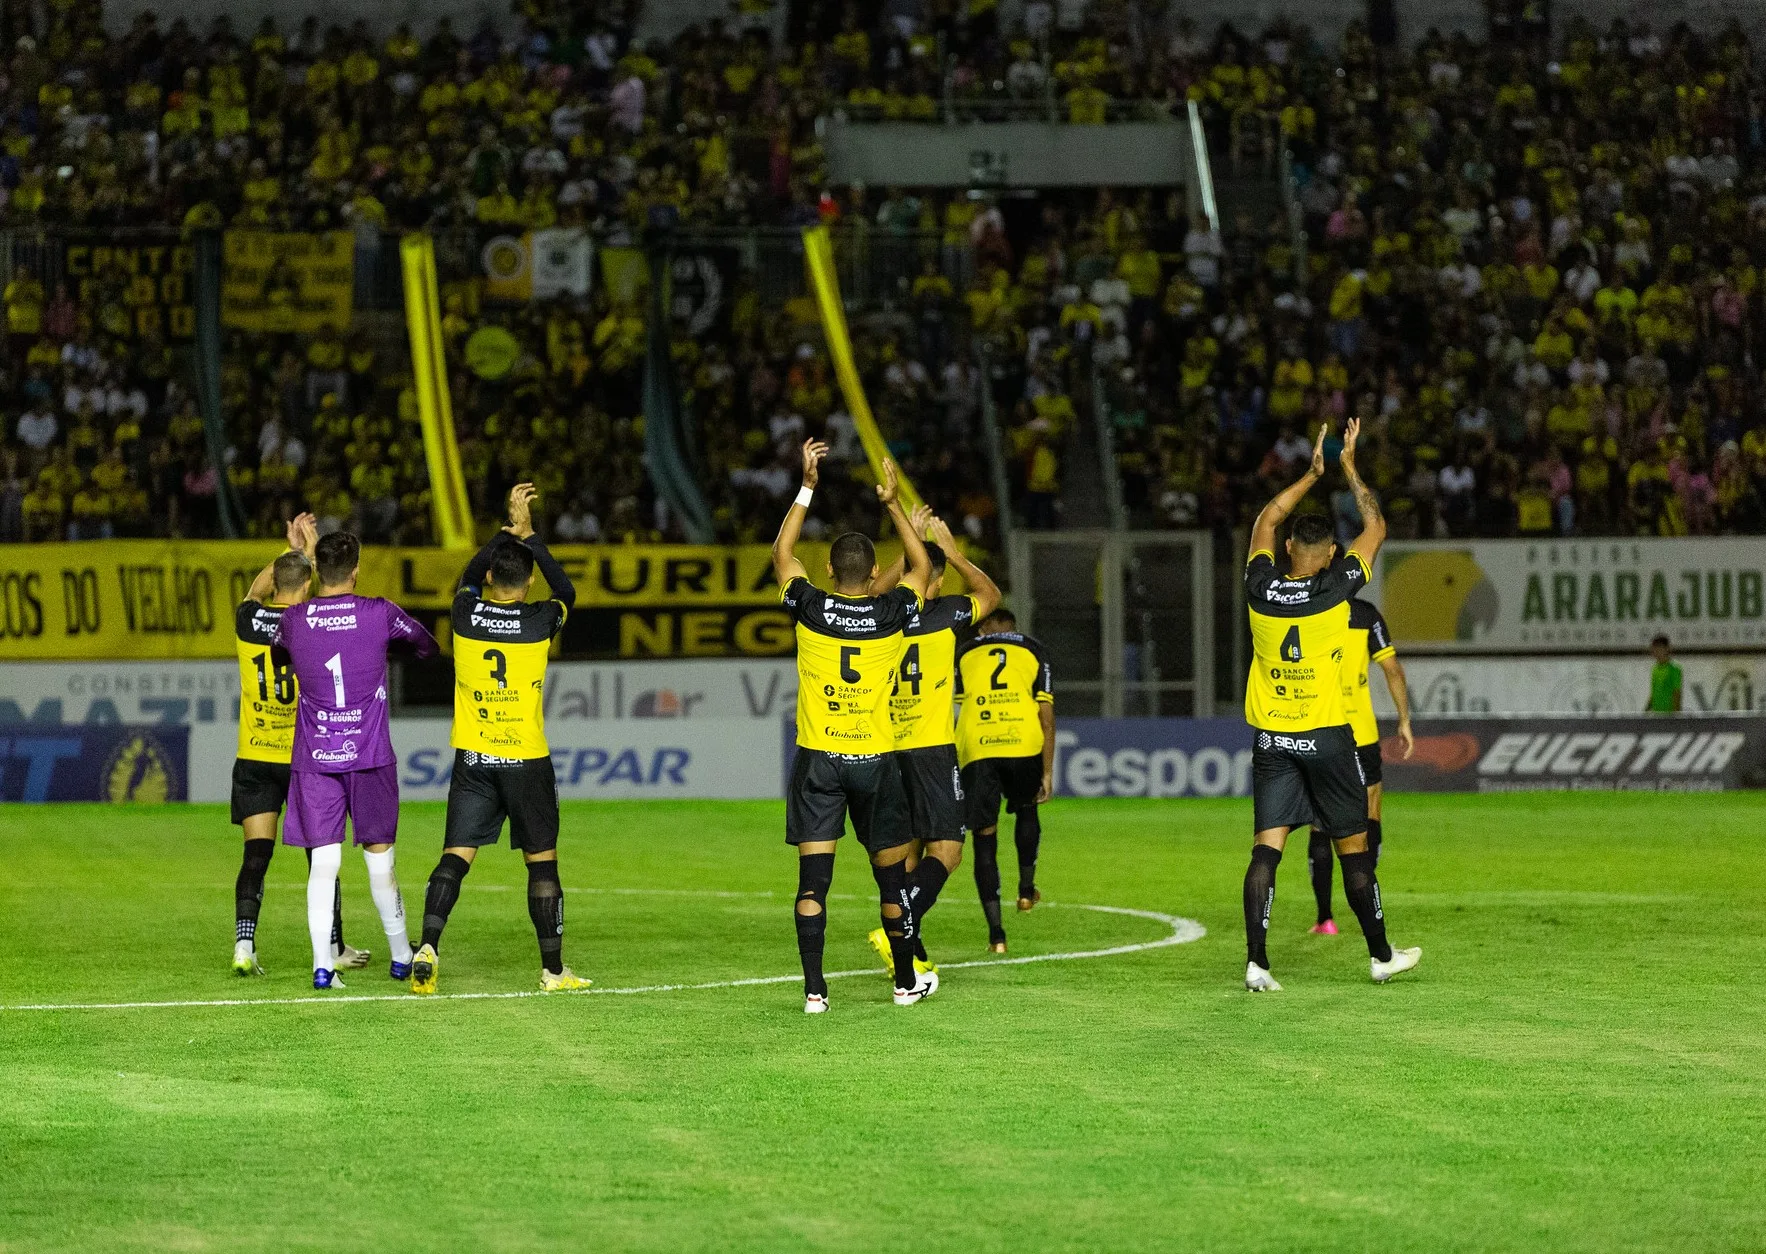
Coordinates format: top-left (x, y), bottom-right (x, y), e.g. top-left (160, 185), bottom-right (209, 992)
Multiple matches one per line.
top-left (275, 594), bottom-right (438, 773)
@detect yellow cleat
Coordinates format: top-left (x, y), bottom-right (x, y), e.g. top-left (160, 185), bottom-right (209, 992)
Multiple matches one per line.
top-left (541, 966), bottom-right (592, 992)
top-left (867, 927), bottom-right (895, 977)
top-left (914, 955), bottom-right (939, 978)
top-left (410, 943), bottom-right (438, 995)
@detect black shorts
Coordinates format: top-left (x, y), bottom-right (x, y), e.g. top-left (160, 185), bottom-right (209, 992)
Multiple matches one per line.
top-left (444, 750), bottom-right (560, 853)
top-left (1356, 741), bottom-right (1383, 786)
top-left (231, 758), bottom-right (291, 825)
top-left (898, 744), bottom-right (966, 846)
top-left (785, 748), bottom-right (911, 853)
top-left (961, 754), bottom-right (1043, 832)
top-left (1251, 724), bottom-right (1368, 840)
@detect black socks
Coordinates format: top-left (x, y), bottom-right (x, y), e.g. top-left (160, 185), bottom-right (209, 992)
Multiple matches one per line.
top-left (906, 856), bottom-right (949, 964)
top-left (1338, 851), bottom-right (1392, 962)
top-left (1244, 844), bottom-right (1282, 968)
top-left (794, 852), bottom-right (834, 998)
top-left (1014, 806), bottom-right (1041, 899)
top-left (973, 831), bottom-right (1005, 943)
top-left (1368, 818), bottom-right (1383, 866)
top-left (526, 860), bottom-right (564, 975)
top-left (421, 852), bottom-right (471, 950)
top-left (1307, 831), bottom-right (1334, 925)
top-left (870, 858), bottom-right (918, 991)
top-left (235, 839), bottom-right (275, 943)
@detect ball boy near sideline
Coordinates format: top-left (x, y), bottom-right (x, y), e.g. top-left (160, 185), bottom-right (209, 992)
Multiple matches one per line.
top-left (955, 608), bottom-right (1054, 953)
top-left (1241, 418), bottom-right (1420, 991)
top-left (773, 438), bottom-right (939, 1012)
top-left (275, 529), bottom-right (439, 990)
top-left (1307, 597), bottom-right (1413, 935)
top-left (228, 513), bottom-right (363, 977)
top-left (411, 484), bottom-right (590, 996)
top-left (863, 508), bottom-right (1001, 978)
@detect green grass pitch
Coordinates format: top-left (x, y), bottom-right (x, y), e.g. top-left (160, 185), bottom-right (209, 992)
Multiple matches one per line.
top-left (2, 793), bottom-right (1764, 1252)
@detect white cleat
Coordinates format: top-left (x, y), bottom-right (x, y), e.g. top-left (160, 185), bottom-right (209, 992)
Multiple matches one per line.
top-left (893, 969), bottom-right (940, 1006)
top-left (803, 993), bottom-right (829, 1015)
top-left (333, 944), bottom-right (371, 970)
top-left (1372, 946), bottom-right (1422, 983)
top-left (232, 940), bottom-right (263, 976)
top-left (1245, 962), bottom-right (1283, 992)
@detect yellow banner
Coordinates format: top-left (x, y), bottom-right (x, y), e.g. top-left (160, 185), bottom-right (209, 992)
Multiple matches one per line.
top-left (0, 541), bottom-right (969, 659)
top-left (221, 231), bottom-right (356, 332)
top-left (800, 226), bottom-right (926, 514)
top-left (400, 235), bottom-right (475, 548)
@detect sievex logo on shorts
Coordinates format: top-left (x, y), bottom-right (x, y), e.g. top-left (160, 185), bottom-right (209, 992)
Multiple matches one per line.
top-left (1478, 731), bottom-right (1746, 779)
top-left (1257, 732), bottom-right (1319, 752)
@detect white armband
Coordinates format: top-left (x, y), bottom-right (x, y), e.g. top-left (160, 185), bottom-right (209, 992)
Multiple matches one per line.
top-left (794, 486), bottom-right (814, 508)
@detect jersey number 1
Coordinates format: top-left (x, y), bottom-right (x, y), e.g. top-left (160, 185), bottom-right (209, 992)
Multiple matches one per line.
top-left (324, 653), bottom-right (346, 705)
top-left (1280, 625), bottom-right (1303, 662)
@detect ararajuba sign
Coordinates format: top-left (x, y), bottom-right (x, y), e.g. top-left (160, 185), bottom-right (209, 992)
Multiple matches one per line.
top-left (1369, 539), bottom-right (1766, 653)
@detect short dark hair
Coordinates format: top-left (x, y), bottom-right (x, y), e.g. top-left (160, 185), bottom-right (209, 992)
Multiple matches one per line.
top-left (314, 531), bottom-right (361, 586)
top-left (272, 551), bottom-right (312, 597)
top-left (830, 532), bottom-right (876, 585)
top-left (1290, 514), bottom-right (1334, 549)
top-left (923, 540), bottom-right (947, 578)
top-left (982, 606), bottom-right (1017, 631)
top-left (1651, 634), bottom-right (1671, 649)
top-left (488, 538), bottom-right (536, 590)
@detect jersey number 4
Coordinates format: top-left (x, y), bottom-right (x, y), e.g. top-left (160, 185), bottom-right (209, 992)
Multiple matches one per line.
top-left (1280, 625), bottom-right (1304, 662)
top-left (893, 643), bottom-right (921, 696)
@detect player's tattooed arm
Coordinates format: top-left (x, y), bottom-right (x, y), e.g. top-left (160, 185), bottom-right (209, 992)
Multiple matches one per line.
top-left (878, 460), bottom-right (933, 599)
top-left (1249, 422), bottom-right (1327, 557)
top-left (772, 438), bottom-right (823, 587)
top-left (1341, 418), bottom-right (1387, 563)
top-left (929, 513), bottom-right (1000, 619)
top-left (868, 503), bottom-right (930, 596)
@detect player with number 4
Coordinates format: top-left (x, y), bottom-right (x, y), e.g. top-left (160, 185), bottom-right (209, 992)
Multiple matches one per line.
top-left (275, 525), bottom-right (439, 989)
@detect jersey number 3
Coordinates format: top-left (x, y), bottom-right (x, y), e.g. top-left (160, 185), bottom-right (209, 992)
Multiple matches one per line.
top-left (485, 648), bottom-right (508, 689)
top-left (1280, 625), bottom-right (1303, 662)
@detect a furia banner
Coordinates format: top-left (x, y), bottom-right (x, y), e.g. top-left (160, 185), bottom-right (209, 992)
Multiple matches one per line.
top-left (1368, 538), bottom-right (1766, 653)
top-left (0, 540), bottom-right (943, 660)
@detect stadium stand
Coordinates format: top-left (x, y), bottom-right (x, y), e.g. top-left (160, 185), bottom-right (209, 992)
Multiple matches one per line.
top-left (4, 3), bottom-right (1766, 544)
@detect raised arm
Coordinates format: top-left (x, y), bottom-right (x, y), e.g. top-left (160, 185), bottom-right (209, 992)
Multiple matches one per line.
top-left (929, 513), bottom-right (1000, 619)
top-left (1377, 654), bottom-right (1413, 759)
top-left (247, 513), bottom-right (317, 603)
top-left (1249, 424), bottom-right (1327, 557)
top-left (527, 538), bottom-right (575, 613)
top-left (1340, 417), bottom-right (1386, 565)
top-left (771, 438), bottom-right (823, 588)
top-left (877, 459), bottom-right (932, 599)
top-left (868, 503), bottom-right (931, 596)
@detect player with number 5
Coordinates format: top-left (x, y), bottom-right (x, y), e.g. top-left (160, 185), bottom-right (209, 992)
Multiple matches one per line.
top-left (275, 525), bottom-right (438, 989)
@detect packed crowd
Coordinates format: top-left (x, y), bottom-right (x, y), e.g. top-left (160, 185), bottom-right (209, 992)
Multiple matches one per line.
top-left (7, 0), bottom-right (1766, 544)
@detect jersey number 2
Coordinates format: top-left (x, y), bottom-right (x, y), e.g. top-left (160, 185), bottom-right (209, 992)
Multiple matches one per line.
top-left (989, 647), bottom-right (1009, 689)
top-left (1280, 625), bottom-right (1303, 662)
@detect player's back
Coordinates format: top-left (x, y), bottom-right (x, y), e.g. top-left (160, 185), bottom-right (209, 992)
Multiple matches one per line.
top-left (891, 593), bottom-right (979, 750)
top-left (235, 600), bottom-right (297, 764)
top-left (781, 578), bottom-right (916, 754)
top-left (450, 587), bottom-right (566, 758)
top-left (278, 594), bottom-right (434, 772)
top-left (1243, 549), bottom-right (1369, 732)
top-left (1340, 598), bottom-right (1394, 747)
top-left (954, 631), bottom-right (1052, 764)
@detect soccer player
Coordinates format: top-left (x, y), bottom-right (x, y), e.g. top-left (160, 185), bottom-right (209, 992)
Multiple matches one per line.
top-left (954, 606), bottom-right (1054, 953)
top-left (1308, 596), bottom-right (1414, 934)
top-left (276, 529), bottom-right (439, 990)
top-left (864, 509), bottom-right (1001, 980)
top-left (774, 438), bottom-right (937, 1012)
top-left (411, 484), bottom-right (590, 995)
top-left (230, 513), bottom-right (367, 976)
top-left (1241, 419), bottom-right (1420, 991)
top-left (1646, 634), bottom-right (1682, 712)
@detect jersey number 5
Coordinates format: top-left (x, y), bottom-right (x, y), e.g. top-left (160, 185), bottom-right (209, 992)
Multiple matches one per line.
top-left (485, 647), bottom-right (508, 689)
top-left (1280, 625), bottom-right (1303, 662)
top-left (839, 645), bottom-right (861, 684)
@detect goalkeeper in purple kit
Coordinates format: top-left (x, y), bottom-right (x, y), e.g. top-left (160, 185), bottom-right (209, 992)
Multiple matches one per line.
top-left (275, 530), bottom-right (439, 989)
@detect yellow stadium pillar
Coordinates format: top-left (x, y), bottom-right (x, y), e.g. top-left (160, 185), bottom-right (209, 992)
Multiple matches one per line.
top-left (399, 234), bottom-right (475, 549)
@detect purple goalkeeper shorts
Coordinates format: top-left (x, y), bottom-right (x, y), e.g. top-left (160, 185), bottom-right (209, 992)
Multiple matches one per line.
top-left (283, 765), bottom-right (400, 848)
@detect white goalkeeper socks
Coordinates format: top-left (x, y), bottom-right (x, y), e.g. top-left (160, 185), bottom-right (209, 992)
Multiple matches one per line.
top-left (363, 848), bottom-right (414, 966)
top-left (307, 842), bottom-right (344, 973)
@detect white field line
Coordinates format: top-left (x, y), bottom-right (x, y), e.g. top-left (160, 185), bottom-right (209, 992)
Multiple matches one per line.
top-left (0, 901), bottom-right (1205, 1014)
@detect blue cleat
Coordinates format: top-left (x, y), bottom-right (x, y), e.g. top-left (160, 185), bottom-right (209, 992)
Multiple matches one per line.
top-left (312, 968), bottom-right (345, 990)
top-left (390, 960), bottom-right (412, 981)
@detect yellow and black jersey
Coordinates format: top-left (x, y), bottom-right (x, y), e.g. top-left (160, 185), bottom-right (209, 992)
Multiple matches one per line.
top-left (1342, 598), bottom-right (1396, 748)
top-left (450, 587), bottom-right (567, 759)
top-left (782, 577), bottom-right (918, 754)
top-left (1244, 549), bottom-right (1370, 733)
top-left (891, 593), bottom-right (980, 751)
top-left (235, 600), bottom-right (297, 763)
top-left (954, 631), bottom-right (1053, 765)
